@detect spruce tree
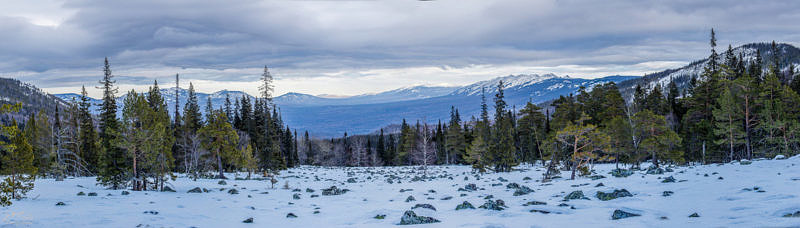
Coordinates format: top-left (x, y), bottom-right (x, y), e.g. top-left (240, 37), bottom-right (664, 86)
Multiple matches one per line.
top-left (78, 86), bottom-right (99, 173)
top-left (377, 129), bottom-right (387, 165)
top-left (491, 81), bottom-right (517, 172)
top-left (96, 58), bottom-right (128, 189)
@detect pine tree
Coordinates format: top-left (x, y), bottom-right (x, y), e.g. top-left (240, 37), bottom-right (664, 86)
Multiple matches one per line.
top-left (634, 110), bottom-right (682, 167)
top-left (517, 102), bottom-right (547, 164)
top-left (1, 119), bottom-right (37, 206)
top-left (259, 66), bottom-right (275, 105)
top-left (24, 110), bottom-right (53, 173)
top-left (713, 84), bottom-right (744, 162)
top-left (465, 133), bottom-right (489, 173)
top-left (555, 114), bottom-right (605, 179)
top-left (96, 57), bottom-right (128, 189)
top-left (198, 110), bottom-right (239, 179)
top-left (146, 81), bottom-right (175, 191)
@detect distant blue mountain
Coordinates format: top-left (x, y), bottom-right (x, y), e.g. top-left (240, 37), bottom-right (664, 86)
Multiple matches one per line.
top-left (55, 74), bottom-right (638, 138)
top-left (279, 74), bottom-right (637, 137)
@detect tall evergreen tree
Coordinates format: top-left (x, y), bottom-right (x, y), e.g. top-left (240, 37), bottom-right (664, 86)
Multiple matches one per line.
top-left (96, 57), bottom-right (127, 189)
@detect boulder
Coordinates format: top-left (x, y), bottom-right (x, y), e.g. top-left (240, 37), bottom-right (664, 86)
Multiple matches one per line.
top-left (286, 213), bottom-right (297, 218)
top-left (121, 191), bottom-right (130, 195)
top-left (689, 212), bottom-right (700, 217)
top-left (455, 201), bottom-right (475, 210)
top-left (218, 180), bottom-right (227, 185)
top-left (506, 183), bottom-right (520, 189)
top-left (374, 214), bottom-right (386, 219)
top-left (242, 217), bottom-right (253, 223)
top-left (610, 169), bottom-right (634, 178)
top-left (56, 202), bottom-right (66, 206)
top-left (162, 186), bottom-right (176, 192)
top-left (513, 186), bottom-right (534, 196)
top-left (440, 196), bottom-right (453, 200)
top-left (646, 166), bottom-right (665, 175)
top-left (399, 210), bottom-right (440, 225)
top-left (479, 199), bottom-right (507, 211)
top-left (228, 189), bottom-right (239, 194)
top-left (596, 189), bottom-right (633, 201)
top-left (595, 183), bottom-right (605, 187)
top-left (87, 192), bottom-right (97, 196)
top-left (463, 183), bottom-right (478, 192)
top-left (187, 187), bottom-right (203, 193)
top-left (321, 186), bottom-right (349, 196)
top-left (611, 209), bottom-right (640, 220)
top-left (662, 176), bottom-right (676, 183)
top-left (293, 193), bottom-right (301, 200)
top-left (347, 178), bottom-right (357, 183)
top-left (405, 196), bottom-right (416, 202)
top-left (76, 191), bottom-right (85, 196)
top-left (590, 175), bottom-right (606, 180)
top-left (564, 191), bottom-right (588, 201)
top-left (662, 191), bottom-right (674, 197)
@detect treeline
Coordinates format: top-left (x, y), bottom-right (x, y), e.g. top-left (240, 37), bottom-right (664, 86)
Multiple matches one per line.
top-left (310, 30), bottom-right (800, 179)
top-left (0, 60), bottom-right (299, 196)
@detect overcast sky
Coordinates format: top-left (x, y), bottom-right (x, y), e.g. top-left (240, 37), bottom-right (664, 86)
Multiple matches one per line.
top-left (2, 0), bottom-right (799, 98)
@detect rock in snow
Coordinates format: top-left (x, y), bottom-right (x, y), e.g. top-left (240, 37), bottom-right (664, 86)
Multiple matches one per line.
top-left (399, 210), bottom-right (440, 225)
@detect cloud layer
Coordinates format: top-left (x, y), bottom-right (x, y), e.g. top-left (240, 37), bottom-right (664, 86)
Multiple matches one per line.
top-left (2, 0), bottom-right (799, 97)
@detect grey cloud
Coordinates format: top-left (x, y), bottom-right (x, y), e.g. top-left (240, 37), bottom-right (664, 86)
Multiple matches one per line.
top-left (1, 0), bottom-right (800, 92)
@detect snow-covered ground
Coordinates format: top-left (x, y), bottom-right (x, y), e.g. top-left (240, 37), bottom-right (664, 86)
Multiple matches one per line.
top-left (3, 155), bottom-right (800, 227)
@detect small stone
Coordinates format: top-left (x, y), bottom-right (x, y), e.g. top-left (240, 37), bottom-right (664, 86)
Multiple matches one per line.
top-left (228, 189), bottom-right (239, 194)
top-left (522, 201), bottom-right (547, 206)
top-left (440, 196), bottom-right (453, 200)
top-left (405, 195), bottom-right (416, 202)
top-left (162, 186), bottom-right (176, 192)
top-left (595, 183), bottom-right (605, 187)
top-left (662, 176), bottom-right (676, 183)
top-left (689, 212), bottom-right (700, 217)
top-left (782, 211), bottom-right (800, 217)
top-left (611, 209), bottom-right (640, 220)
top-left (662, 191), bottom-right (674, 197)
top-left (143, 210), bottom-right (159, 215)
top-left (87, 192), bottom-right (98, 196)
top-left (77, 191), bottom-right (85, 196)
top-left (187, 187), bottom-right (203, 193)
top-left (411, 203), bottom-right (436, 211)
top-left (218, 180), bottom-right (227, 185)
top-left (121, 191), bottom-right (130, 195)
top-left (242, 217), bottom-right (253, 223)
top-left (55, 202), bottom-right (66, 206)
top-left (293, 193), bottom-right (301, 200)
top-left (374, 214), bottom-right (386, 219)
top-left (530, 209), bottom-right (551, 214)
top-left (286, 213), bottom-right (297, 218)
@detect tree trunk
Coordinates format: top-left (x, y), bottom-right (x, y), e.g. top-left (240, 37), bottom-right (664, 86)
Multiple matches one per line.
top-left (217, 149), bottom-right (226, 179)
